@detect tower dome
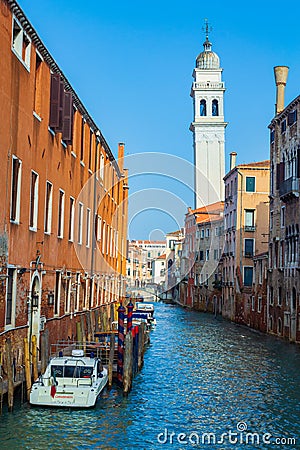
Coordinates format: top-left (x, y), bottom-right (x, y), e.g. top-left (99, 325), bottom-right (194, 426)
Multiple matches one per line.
top-left (196, 38), bottom-right (220, 69)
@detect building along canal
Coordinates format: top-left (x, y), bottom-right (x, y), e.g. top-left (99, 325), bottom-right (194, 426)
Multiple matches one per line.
top-left (0, 302), bottom-right (300, 449)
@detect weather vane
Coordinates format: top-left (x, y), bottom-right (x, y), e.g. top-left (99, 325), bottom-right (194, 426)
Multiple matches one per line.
top-left (202, 18), bottom-right (212, 40)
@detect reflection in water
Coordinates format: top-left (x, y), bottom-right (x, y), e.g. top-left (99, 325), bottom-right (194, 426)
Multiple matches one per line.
top-left (1, 303), bottom-right (300, 449)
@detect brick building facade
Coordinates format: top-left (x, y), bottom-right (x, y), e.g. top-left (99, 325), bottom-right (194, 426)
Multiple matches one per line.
top-left (0, 0), bottom-right (128, 368)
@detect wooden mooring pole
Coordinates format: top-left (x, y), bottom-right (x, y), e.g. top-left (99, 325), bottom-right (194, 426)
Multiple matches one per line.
top-left (108, 333), bottom-right (115, 388)
top-left (123, 331), bottom-right (133, 396)
top-left (5, 338), bottom-right (14, 412)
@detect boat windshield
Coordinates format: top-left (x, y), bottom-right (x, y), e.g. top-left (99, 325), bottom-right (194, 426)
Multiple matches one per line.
top-left (51, 365), bottom-right (94, 378)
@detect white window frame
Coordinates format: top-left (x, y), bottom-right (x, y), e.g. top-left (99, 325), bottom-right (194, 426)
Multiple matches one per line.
top-left (68, 197), bottom-right (75, 242)
top-left (10, 155), bottom-right (22, 224)
top-left (78, 202), bottom-right (83, 245)
top-left (86, 208), bottom-right (91, 248)
top-left (102, 220), bottom-right (106, 253)
top-left (5, 267), bottom-right (17, 329)
top-left (57, 189), bottom-right (65, 239)
top-left (11, 16), bottom-right (31, 70)
top-left (65, 271), bottom-right (71, 313)
top-left (54, 270), bottom-right (61, 316)
top-left (251, 296), bottom-right (255, 312)
top-left (245, 176), bottom-right (256, 193)
top-left (280, 206), bottom-right (285, 228)
top-left (29, 170), bottom-right (39, 231)
top-left (44, 181), bottom-right (53, 234)
top-left (97, 215), bottom-right (102, 242)
top-left (75, 272), bottom-right (80, 312)
top-left (257, 296), bottom-right (262, 313)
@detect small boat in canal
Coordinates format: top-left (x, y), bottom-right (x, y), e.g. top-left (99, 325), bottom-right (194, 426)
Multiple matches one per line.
top-left (29, 348), bottom-right (108, 408)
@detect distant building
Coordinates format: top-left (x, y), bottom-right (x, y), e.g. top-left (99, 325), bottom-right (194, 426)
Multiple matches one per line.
top-left (249, 252), bottom-right (268, 333)
top-left (152, 254), bottom-right (166, 285)
top-left (268, 66), bottom-right (300, 342)
top-left (222, 154), bottom-right (270, 323)
top-left (127, 240), bottom-right (166, 287)
top-left (179, 202), bottom-right (224, 309)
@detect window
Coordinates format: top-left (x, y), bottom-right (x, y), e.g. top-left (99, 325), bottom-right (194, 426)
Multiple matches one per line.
top-left (276, 286), bottom-right (282, 307)
top-left (244, 239), bottom-right (254, 257)
top-left (205, 249), bottom-right (209, 261)
top-left (57, 189), bottom-right (65, 238)
top-left (214, 249), bottom-right (218, 260)
top-left (205, 228), bottom-right (210, 238)
top-left (245, 209), bottom-right (255, 227)
top-left (65, 272), bottom-right (71, 313)
top-left (246, 176), bottom-right (255, 192)
top-left (251, 296), bottom-right (255, 311)
top-left (44, 181), bottom-right (53, 233)
top-left (269, 286), bottom-right (274, 306)
top-left (243, 266), bottom-right (253, 286)
top-left (288, 110), bottom-right (297, 126)
top-left (258, 297), bottom-right (262, 313)
top-left (80, 118), bottom-right (85, 161)
top-left (200, 99), bottom-right (207, 116)
top-left (199, 250), bottom-right (204, 261)
top-left (102, 221), bottom-right (106, 253)
top-left (5, 268), bottom-right (17, 327)
top-left (86, 208), bottom-right (91, 247)
top-left (215, 227), bottom-right (218, 236)
top-left (78, 202), bottom-right (83, 245)
top-left (29, 171), bottom-right (39, 230)
top-left (88, 129), bottom-right (93, 170)
top-left (281, 206), bottom-right (285, 228)
top-left (12, 17), bottom-right (31, 69)
top-left (270, 129), bottom-right (275, 143)
top-left (100, 154), bottom-right (105, 180)
top-left (75, 273), bottom-right (80, 311)
top-left (96, 215), bottom-right (102, 242)
top-left (10, 156), bottom-right (22, 223)
top-left (54, 271), bottom-right (61, 316)
top-left (212, 99), bottom-right (219, 116)
top-left (270, 211), bottom-right (273, 230)
top-left (200, 229), bottom-right (205, 239)
top-left (34, 52), bottom-right (43, 117)
top-left (281, 119), bottom-right (286, 134)
top-left (68, 197), bottom-right (75, 241)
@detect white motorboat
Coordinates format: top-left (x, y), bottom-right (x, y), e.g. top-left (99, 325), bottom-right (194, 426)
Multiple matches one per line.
top-left (30, 349), bottom-right (108, 408)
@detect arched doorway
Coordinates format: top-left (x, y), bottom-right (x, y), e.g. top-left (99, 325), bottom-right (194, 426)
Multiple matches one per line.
top-left (29, 272), bottom-right (41, 347)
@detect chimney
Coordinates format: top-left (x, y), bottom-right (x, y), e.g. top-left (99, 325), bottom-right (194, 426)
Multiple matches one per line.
top-left (230, 152), bottom-right (237, 170)
top-left (274, 66), bottom-right (289, 114)
top-left (118, 142), bottom-right (125, 171)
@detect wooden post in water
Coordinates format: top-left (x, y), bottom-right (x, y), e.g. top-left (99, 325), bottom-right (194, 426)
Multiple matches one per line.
top-left (94, 309), bottom-right (100, 333)
top-left (5, 339), bottom-right (14, 412)
top-left (24, 338), bottom-right (31, 401)
top-left (31, 335), bottom-right (38, 382)
top-left (123, 331), bottom-right (133, 396)
top-left (99, 308), bottom-right (104, 332)
top-left (108, 333), bottom-right (115, 388)
top-left (138, 323), bottom-right (145, 371)
top-left (117, 302), bottom-right (126, 386)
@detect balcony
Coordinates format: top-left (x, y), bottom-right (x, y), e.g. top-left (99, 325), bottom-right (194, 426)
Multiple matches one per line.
top-left (279, 177), bottom-right (300, 202)
top-left (244, 225), bottom-right (256, 232)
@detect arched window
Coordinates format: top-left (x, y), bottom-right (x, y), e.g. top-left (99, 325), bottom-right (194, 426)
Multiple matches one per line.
top-left (200, 100), bottom-right (207, 116)
top-left (212, 99), bottom-right (219, 116)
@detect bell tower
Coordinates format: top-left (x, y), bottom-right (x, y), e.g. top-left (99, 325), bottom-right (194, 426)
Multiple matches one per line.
top-left (190, 20), bottom-right (227, 208)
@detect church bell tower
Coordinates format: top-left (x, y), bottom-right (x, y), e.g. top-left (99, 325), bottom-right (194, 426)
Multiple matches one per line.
top-left (190, 20), bottom-right (227, 208)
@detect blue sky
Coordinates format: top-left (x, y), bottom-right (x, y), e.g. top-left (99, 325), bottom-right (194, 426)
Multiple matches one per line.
top-left (18, 0), bottom-right (300, 239)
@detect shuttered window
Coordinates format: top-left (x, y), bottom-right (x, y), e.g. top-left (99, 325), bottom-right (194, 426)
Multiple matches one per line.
top-left (49, 74), bottom-right (74, 143)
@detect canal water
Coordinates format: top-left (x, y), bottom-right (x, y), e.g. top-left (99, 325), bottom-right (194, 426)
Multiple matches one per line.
top-left (1, 303), bottom-right (300, 449)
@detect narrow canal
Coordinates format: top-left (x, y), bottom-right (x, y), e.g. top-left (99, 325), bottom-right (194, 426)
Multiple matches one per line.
top-left (1, 303), bottom-right (300, 449)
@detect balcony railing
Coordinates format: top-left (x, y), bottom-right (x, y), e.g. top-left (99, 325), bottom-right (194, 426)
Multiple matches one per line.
top-left (279, 177), bottom-right (300, 201)
top-left (244, 225), bottom-right (256, 232)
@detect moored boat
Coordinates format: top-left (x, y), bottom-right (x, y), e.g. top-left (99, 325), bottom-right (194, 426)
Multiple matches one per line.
top-left (30, 348), bottom-right (108, 408)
